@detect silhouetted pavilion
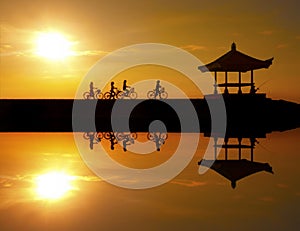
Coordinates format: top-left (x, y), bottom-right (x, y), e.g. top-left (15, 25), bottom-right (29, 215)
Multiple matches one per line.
top-left (198, 43), bottom-right (273, 94)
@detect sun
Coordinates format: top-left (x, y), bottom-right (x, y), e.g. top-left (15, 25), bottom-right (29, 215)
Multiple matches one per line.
top-left (35, 171), bottom-right (75, 200)
top-left (35, 32), bottom-right (74, 60)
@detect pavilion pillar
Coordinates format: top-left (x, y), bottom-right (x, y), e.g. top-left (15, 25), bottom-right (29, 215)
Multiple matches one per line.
top-left (250, 137), bottom-right (255, 161)
top-left (224, 72), bottom-right (229, 94)
top-left (214, 71), bottom-right (218, 94)
top-left (250, 70), bottom-right (255, 94)
top-left (214, 137), bottom-right (218, 159)
top-left (238, 137), bottom-right (242, 160)
top-left (238, 72), bottom-right (242, 94)
top-left (224, 137), bottom-right (228, 160)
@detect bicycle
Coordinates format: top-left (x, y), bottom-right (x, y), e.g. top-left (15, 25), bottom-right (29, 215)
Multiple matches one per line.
top-left (83, 88), bottom-right (103, 99)
top-left (147, 132), bottom-right (168, 141)
top-left (117, 88), bottom-right (138, 99)
top-left (147, 132), bottom-right (168, 151)
top-left (104, 89), bottom-right (122, 99)
top-left (116, 132), bottom-right (138, 142)
top-left (83, 132), bottom-right (102, 150)
top-left (115, 132), bottom-right (137, 151)
top-left (147, 87), bottom-right (168, 99)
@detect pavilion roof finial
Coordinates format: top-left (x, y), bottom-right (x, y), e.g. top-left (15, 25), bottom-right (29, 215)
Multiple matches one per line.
top-left (231, 42), bottom-right (236, 51)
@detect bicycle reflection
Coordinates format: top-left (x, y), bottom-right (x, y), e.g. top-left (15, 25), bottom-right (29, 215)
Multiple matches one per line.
top-left (83, 132), bottom-right (138, 151)
top-left (147, 132), bottom-right (168, 151)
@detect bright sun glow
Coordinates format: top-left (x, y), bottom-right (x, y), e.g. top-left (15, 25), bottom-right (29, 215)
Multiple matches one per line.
top-left (35, 171), bottom-right (75, 200)
top-left (35, 32), bottom-right (74, 60)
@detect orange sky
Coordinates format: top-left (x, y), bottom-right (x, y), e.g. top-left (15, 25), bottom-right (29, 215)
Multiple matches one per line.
top-left (0, 0), bottom-right (299, 102)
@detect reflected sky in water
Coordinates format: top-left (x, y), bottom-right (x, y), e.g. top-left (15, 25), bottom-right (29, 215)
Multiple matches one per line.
top-left (0, 129), bottom-right (300, 231)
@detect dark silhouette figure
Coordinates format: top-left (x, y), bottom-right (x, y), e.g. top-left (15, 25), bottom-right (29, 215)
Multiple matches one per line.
top-left (122, 136), bottom-right (131, 152)
top-left (89, 82), bottom-right (95, 99)
top-left (110, 82), bottom-right (117, 99)
top-left (108, 132), bottom-right (118, 150)
top-left (154, 80), bottom-right (162, 99)
top-left (115, 132), bottom-right (136, 151)
top-left (147, 132), bottom-right (168, 151)
top-left (123, 80), bottom-right (130, 96)
top-left (83, 132), bottom-right (101, 150)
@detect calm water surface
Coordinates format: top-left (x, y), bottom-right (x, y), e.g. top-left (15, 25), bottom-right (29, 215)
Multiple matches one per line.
top-left (0, 129), bottom-right (299, 231)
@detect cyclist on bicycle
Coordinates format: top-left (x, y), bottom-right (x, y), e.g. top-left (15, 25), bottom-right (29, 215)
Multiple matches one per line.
top-left (110, 81), bottom-right (117, 99)
top-left (154, 80), bottom-right (162, 99)
top-left (89, 82), bottom-right (95, 99)
top-left (122, 80), bottom-right (130, 97)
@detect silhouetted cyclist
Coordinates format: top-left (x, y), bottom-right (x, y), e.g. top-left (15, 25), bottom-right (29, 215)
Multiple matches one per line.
top-left (154, 80), bottom-right (162, 99)
top-left (123, 80), bottom-right (130, 96)
top-left (89, 82), bottom-right (95, 99)
top-left (110, 82), bottom-right (117, 99)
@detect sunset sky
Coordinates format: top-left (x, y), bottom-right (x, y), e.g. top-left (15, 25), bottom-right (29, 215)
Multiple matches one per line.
top-left (0, 0), bottom-right (299, 102)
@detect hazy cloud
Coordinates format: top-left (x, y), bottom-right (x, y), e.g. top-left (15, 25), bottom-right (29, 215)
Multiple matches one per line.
top-left (259, 196), bottom-right (274, 202)
top-left (181, 44), bottom-right (207, 51)
top-left (74, 50), bottom-right (109, 57)
top-left (171, 179), bottom-right (207, 187)
top-left (260, 30), bottom-right (274, 35)
top-left (276, 43), bottom-right (288, 49)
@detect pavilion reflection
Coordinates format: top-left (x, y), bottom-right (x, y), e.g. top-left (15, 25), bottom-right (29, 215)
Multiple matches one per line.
top-left (198, 132), bottom-right (274, 188)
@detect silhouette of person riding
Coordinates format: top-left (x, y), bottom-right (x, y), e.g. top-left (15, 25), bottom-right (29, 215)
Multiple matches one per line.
top-left (103, 81), bottom-right (122, 99)
top-left (154, 80), bottom-right (162, 98)
top-left (83, 132), bottom-right (101, 150)
top-left (110, 82), bottom-right (117, 99)
top-left (123, 80), bottom-right (130, 96)
top-left (147, 80), bottom-right (168, 99)
top-left (89, 82), bottom-right (95, 98)
top-left (147, 132), bottom-right (168, 151)
top-left (117, 80), bottom-right (137, 99)
top-left (83, 82), bottom-right (102, 99)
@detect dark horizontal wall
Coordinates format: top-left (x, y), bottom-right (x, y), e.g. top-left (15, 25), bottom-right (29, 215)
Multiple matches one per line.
top-left (0, 97), bottom-right (299, 136)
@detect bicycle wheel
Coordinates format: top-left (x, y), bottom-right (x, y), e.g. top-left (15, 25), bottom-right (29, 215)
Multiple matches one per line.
top-left (104, 132), bottom-right (112, 140)
top-left (130, 132), bottom-right (138, 139)
top-left (104, 92), bottom-right (111, 99)
top-left (147, 91), bottom-right (155, 99)
top-left (160, 91), bottom-right (168, 99)
top-left (95, 91), bottom-right (103, 99)
top-left (116, 132), bottom-right (125, 141)
top-left (160, 133), bottom-right (168, 140)
top-left (130, 92), bottom-right (137, 99)
top-left (96, 132), bottom-right (103, 140)
top-left (83, 132), bottom-right (91, 140)
top-left (117, 91), bottom-right (124, 99)
top-left (147, 132), bottom-right (155, 141)
top-left (83, 92), bottom-right (91, 99)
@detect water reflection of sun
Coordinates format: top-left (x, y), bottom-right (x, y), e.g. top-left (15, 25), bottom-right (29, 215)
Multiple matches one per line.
top-left (35, 171), bottom-right (75, 200)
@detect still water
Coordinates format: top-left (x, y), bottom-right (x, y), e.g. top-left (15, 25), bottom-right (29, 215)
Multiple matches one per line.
top-left (0, 129), bottom-right (299, 231)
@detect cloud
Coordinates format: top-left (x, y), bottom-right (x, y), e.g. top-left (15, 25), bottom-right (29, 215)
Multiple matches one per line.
top-left (277, 183), bottom-right (288, 188)
top-left (0, 175), bottom-right (30, 188)
top-left (259, 196), bottom-right (274, 202)
top-left (276, 43), bottom-right (288, 49)
top-left (181, 44), bottom-right (207, 51)
top-left (171, 179), bottom-right (207, 187)
top-left (74, 49), bottom-right (109, 57)
top-left (260, 30), bottom-right (274, 35)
